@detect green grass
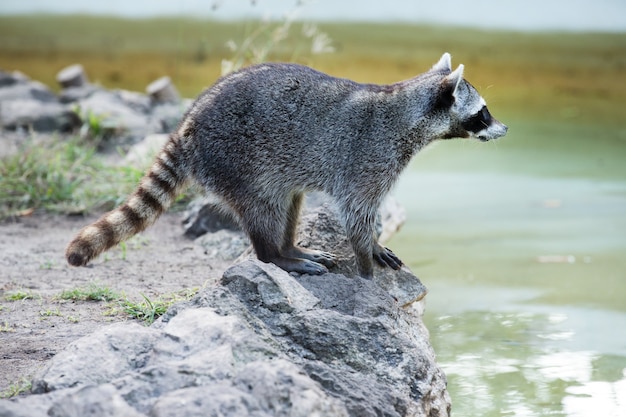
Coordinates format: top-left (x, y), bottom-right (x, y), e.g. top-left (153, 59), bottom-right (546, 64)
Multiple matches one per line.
top-left (120, 289), bottom-right (197, 325)
top-left (39, 307), bottom-right (62, 318)
top-left (55, 283), bottom-right (197, 324)
top-left (0, 136), bottom-right (143, 219)
top-left (0, 378), bottom-right (31, 398)
top-left (57, 284), bottom-right (121, 302)
top-left (0, 321), bottom-right (15, 333)
top-left (3, 290), bottom-right (40, 302)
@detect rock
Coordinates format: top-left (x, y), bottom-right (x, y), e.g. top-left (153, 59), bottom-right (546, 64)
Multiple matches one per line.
top-left (0, 392), bottom-right (54, 417)
top-left (149, 101), bottom-right (191, 132)
top-left (74, 89), bottom-right (153, 138)
top-left (379, 196), bottom-right (407, 243)
top-left (123, 133), bottom-right (170, 168)
top-left (193, 195), bottom-right (420, 304)
top-left (56, 64), bottom-right (89, 89)
top-left (188, 193), bottom-right (417, 304)
top-left (31, 323), bottom-right (160, 393)
top-left (0, 69), bottom-right (29, 87)
top-left (117, 89), bottom-right (152, 114)
top-left (0, 80), bottom-right (57, 103)
top-left (0, 99), bottom-right (80, 132)
top-left (195, 229), bottom-right (250, 261)
top-left (2, 201), bottom-right (448, 416)
top-left (4, 255), bottom-right (447, 416)
top-left (71, 90), bottom-right (190, 143)
top-left (182, 194), bottom-right (241, 238)
top-left (47, 384), bottom-right (146, 417)
top-left (222, 261), bottom-right (321, 315)
top-left (0, 72), bottom-right (80, 132)
top-left (146, 76), bottom-right (180, 104)
top-left (58, 84), bottom-right (101, 104)
top-left (0, 67), bottom-right (189, 143)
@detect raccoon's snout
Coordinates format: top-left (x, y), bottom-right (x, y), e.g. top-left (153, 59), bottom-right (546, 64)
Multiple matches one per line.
top-left (479, 120), bottom-right (508, 141)
top-left (496, 122), bottom-right (509, 138)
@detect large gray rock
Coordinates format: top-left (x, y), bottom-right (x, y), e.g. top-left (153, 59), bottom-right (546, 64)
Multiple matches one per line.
top-left (1, 252), bottom-right (447, 416)
top-left (0, 193), bottom-right (448, 417)
top-left (1, 255), bottom-right (447, 416)
top-left (9, 302), bottom-right (351, 417)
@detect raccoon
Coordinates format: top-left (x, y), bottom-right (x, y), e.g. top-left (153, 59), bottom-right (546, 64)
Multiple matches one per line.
top-left (66, 53), bottom-right (507, 279)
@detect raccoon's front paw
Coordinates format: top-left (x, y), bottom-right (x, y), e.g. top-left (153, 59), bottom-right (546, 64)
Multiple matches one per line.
top-left (373, 245), bottom-right (403, 270)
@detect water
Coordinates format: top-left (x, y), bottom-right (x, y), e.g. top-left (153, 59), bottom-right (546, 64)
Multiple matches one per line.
top-left (390, 157), bottom-right (626, 416)
top-left (427, 285), bottom-right (626, 416)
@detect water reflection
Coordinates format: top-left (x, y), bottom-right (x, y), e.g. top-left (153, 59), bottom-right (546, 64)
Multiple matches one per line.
top-left (429, 310), bottom-right (626, 417)
top-left (563, 374), bottom-right (626, 417)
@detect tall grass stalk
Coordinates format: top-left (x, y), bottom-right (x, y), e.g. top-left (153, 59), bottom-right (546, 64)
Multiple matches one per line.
top-left (220, 2), bottom-right (334, 75)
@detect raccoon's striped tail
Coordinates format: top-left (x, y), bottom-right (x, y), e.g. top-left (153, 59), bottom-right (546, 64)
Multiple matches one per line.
top-left (65, 134), bottom-right (189, 267)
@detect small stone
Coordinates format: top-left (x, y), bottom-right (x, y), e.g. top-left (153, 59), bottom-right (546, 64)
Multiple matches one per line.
top-left (146, 76), bottom-right (180, 104)
top-left (56, 64), bottom-right (89, 89)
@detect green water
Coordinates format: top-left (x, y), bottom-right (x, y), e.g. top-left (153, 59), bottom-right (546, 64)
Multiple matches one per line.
top-left (389, 119), bottom-right (626, 416)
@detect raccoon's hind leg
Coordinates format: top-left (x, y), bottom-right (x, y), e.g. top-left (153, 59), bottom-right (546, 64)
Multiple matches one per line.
top-left (236, 194), bottom-right (329, 275)
top-left (280, 193), bottom-right (337, 269)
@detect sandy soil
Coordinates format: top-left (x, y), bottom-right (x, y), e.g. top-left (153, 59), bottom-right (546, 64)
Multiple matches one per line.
top-left (0, 211), bottom-right (230, 395)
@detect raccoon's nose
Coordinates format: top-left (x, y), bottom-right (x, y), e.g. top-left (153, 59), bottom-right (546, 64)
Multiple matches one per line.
top-left (495, 120), bottom-right (508, 135)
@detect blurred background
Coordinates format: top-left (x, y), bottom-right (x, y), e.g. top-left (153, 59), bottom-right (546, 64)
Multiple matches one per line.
top-left (1, 1), bottom-right (625, 415)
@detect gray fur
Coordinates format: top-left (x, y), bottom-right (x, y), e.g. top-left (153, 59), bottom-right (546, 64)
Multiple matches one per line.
top-left (67, 53), bottom-right (507, 279)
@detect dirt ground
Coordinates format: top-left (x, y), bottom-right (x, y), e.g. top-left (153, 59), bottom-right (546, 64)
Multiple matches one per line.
top-left (0, 211), bottom-right (231, 395)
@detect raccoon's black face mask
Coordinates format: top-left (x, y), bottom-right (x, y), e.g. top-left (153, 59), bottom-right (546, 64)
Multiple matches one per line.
top-left (442, 76), bottom-right (507, 141)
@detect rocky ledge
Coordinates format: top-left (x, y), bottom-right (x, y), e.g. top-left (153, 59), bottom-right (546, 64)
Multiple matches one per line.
top-left (0, 204), bottom-right (450, 417)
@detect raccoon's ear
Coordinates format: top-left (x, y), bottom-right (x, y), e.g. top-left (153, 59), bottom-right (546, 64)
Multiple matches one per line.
top-left (444, 64), bottom-right (464, 95)
top-left (438, 64), bottom-right (464, 107)
top-left (431, 52), bottom-right (452, 72)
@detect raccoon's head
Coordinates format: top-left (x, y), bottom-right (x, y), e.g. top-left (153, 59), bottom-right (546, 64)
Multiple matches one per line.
top-left (431, 53), bottom-right (508, 142)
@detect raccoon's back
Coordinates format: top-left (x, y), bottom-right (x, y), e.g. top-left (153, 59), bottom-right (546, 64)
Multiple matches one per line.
top-left (183, 63), bottom-right (360, 183)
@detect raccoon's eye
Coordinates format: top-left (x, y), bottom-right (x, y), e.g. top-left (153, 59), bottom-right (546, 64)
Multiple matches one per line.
top-left (462, 105), bottom-right (492, 133)
top-left (479, 106), bottom-right (492, 124)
